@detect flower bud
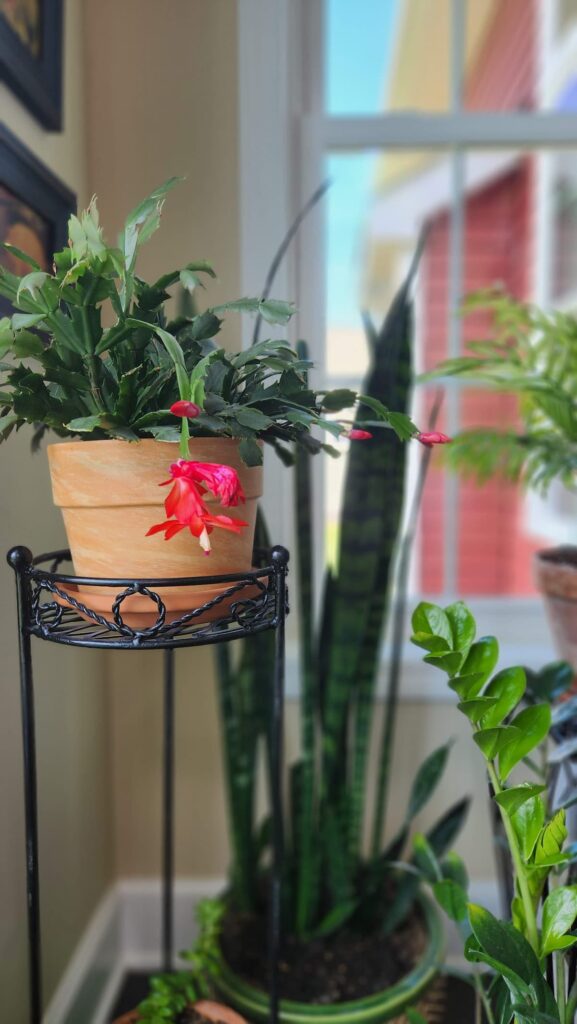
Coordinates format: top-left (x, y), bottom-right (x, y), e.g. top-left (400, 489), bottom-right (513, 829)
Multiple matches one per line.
top-left (170, 400), bottom-right (202, 418)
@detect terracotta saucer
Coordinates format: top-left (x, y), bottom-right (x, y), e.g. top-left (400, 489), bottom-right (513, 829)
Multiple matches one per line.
top-left (112, 998), bottom-right (248, 1024)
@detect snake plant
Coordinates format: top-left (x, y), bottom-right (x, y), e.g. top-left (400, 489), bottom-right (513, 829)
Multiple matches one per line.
top-left (215, 246), bottom-right (469, 942)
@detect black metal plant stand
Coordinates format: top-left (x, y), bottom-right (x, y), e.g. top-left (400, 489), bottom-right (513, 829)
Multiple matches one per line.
top-left (7, 544), bottom-right (289, 1024)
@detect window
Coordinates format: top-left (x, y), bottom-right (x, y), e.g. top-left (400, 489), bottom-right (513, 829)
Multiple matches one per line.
top-left (237, 0), bottom-right (577, 680)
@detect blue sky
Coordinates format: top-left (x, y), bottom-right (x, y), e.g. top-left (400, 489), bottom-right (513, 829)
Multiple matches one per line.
top-left (326, 0), bottom-right (397, 327)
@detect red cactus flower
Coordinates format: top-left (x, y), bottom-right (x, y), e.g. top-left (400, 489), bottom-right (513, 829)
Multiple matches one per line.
top-left (170, 400), bottom-right (202, 418)
top-left (344, 428), bottom-right (373, 440)
top-left (416, 431), bottom-right (451, 448)
top-left (147, 459), bottom-right (248, 553)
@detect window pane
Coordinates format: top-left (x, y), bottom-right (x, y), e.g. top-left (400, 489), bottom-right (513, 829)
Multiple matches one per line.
top-left (463, 0), bottom-right (540, 112)
top-left (325, 0), bottom-right (450, 115)
top-left (324, 150), bottom-right (449, 579)
top-left (325, 147), bottom-right (569, 598)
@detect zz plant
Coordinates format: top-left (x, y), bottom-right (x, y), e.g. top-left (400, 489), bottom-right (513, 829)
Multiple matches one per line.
top-left (411, 600), bottom-right (577, 1024)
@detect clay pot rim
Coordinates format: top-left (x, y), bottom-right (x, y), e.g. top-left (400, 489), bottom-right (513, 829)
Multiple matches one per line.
top-left (47, 437), bottom-right (264, 453)
top-left (535, 545), bottom-right (577, 569)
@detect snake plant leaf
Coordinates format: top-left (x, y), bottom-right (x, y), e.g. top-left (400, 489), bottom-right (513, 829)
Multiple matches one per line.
top-left (413, 833), bottom-right (441, 884)
top-left (427, 796), bottom-right (471, 858)
top-left (441, 852), bottom-right (469, 890)
top-left (499, 705), bottom-right (551, 781)
top-left (323, 247), bottom-right (415, 863)
top-left (433, 879), bottom-right (468, 922)
top-left (406, 741), bottom-right (452, 819)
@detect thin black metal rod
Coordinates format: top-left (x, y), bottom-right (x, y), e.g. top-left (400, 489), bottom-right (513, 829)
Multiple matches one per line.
top-left (268, 547), bottom-right (288, 1024)
top-left (162, 648), bottom-right (176, 972)
top-left (8, 547), bottom-right (42, 1024)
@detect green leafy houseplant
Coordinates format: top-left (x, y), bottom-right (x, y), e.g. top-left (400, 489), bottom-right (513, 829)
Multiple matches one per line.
top-left (423, 288), bottom-right (577, 670)
top-left (212, 252), bottom-right (468, 1021)
top-left (135, 900), bottom-right (224, 1024)
top-left (0, 177), bottom-right (415, 466)
top-left (411, 599), bottom-right (577, 1024)
top-left (422, 290), bottom-right (577, 493)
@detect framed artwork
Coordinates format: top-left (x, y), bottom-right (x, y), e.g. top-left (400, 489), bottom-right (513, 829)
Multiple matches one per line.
top-left (0, 122), bottom-right (75, 312)
top-left (0, 0), bottom-right (64, 129)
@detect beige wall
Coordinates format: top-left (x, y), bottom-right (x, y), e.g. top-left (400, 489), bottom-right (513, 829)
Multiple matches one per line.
top-left (0, 4), bottom-right (115, 1021)
top-left (82, 0), bottom-right (242, 878)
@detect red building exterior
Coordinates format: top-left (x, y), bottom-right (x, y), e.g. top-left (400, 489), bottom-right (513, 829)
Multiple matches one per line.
top-left (420, 0), bottom-right (541, 595)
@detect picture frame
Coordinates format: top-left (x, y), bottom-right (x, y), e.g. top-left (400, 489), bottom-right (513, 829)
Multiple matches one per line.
top-left (0, 122), bottom-right (75, 313)
top-left (0, 0), bottom-right (64, 130)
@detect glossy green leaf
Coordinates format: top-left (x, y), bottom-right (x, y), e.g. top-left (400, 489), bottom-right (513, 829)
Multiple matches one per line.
top-left (411, 602), bottom-right (453, 648)
top-left (480, 666), bottom-right (526, 728)
top-left (460, 636), bottom-right (499, 689)
top-left (448, 672), bottom-right (487, 700)
top-left (411, 632), bottom-right (452, 655)
top-left (458, 696), bottom-right (500, 723)
top-left (533, 810), bottom-right (568, 868)
top-left (541, 885), bottom-right (577, 957)
top-left (473, 725), bottom-right (521, 761)
top-left (445, 600), bottom-right (476, 652)
top-left (467, 904), bottom-right (552, 1010)
top-left (423, 651), bottom-right (464, 675)
top-left (511, 795), bottom-right (545, 861)
top-left (433, 878), bottom-right (468, 921)
top-left (494, 783), bottom-right (546, 816)
top-left (510, 1008), bottom-right (560, 1024)
top-left (499, 704), bottom-right (551, 781)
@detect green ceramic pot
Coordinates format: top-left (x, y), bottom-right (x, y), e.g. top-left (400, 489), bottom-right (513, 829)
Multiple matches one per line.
top-left (213, 894), bottom-right (444, 1024)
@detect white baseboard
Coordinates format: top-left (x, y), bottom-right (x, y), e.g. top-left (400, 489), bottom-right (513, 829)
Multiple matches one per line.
top-left (43, 875), bottom-right (498, 1022)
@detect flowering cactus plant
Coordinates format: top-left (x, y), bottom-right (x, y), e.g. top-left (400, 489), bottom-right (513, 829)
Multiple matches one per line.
top-left (0, 178), bottom-right (428, 551)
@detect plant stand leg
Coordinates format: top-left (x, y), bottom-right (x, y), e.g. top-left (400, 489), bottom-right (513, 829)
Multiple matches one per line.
top-left (8, 547), bottom-right (42, 1024)
top-left (162, 648), bottom-right (176, 972)
top-left (269, 549), bottom-right (288, 1024)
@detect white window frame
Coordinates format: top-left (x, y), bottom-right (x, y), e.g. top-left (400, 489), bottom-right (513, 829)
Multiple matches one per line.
top-left (237, 0), bottom-right (577, 698)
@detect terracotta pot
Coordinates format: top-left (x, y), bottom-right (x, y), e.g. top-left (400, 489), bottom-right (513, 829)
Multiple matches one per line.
top-left (534, 546), bottom-right (577, 667)
top-left (47, 439), bottom-right (263, 626)
top-left (113, 998), bottom-right (248, 1024)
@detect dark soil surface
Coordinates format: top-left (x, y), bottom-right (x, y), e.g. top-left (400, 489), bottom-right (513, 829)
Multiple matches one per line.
top-left (220, 904), bottom-right (427, 1004)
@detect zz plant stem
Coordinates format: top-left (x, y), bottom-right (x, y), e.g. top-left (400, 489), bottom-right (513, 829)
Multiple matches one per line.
top-left (411, 599), bottom-right (577, 1024)
top-left (486, 762), bottom-right (539, 955)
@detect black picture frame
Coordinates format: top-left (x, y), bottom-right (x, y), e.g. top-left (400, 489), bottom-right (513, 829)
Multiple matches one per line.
top-left (0, 122), bottom-right (75, 314)
top-left (0, 0), bottom-right (64, 130)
